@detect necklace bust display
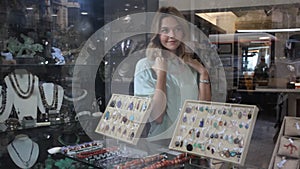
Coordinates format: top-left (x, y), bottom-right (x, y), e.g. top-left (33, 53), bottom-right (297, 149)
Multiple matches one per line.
top-left (8, 69), bottom-right (35, 99)
top-left (1, 69), bottom-right (46, 122)
top-left (7, 134), bottom-right (39, 169)
top-left (39, 83), bottom-right (64, 112)
top-left (0, 85), bottom-right (6, 116)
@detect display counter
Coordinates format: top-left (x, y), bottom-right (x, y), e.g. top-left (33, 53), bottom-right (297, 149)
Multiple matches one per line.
top-left (237, 87), bottom-right (300, 117)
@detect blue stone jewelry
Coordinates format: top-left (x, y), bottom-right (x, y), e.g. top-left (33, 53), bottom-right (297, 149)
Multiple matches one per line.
top-left (199, 118), bottom-right (204, 127)
top-left (128, 102), bottom-right (134, 110)
top-left (191, 115), bottom-right (196, 122)
top-left (230, 151), bottom-right (237, 157)
top-left (117, 100), bottom-right (122, 108)
top-left (104, 111), bottom-right (110, 120)
top-left (129, 114), bottom-right (134, 121)
top-left (245, 123), bottom-right (249, 129)
top-left (182, 113), bottom-right (187, 123)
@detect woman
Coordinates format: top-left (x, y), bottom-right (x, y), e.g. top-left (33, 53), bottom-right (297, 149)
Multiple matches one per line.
top-left (134, 6), bottom-right (211, 141)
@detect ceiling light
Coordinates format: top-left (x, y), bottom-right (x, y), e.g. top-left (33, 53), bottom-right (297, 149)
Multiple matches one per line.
top-left (237, 28), bottom-right (300, 33)
top-left (81, 11), bottom-right (88, 15)
top-left (26, 7), bottom-right (33, 10)
top-left (259, 37), bottom-right (270, 40)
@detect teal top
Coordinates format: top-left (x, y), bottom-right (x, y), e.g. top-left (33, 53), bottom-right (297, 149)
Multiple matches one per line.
top-left (134, 57), bottom-right (198, 140)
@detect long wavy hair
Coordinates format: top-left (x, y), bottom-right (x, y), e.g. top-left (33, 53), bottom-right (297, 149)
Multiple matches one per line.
top-left (146, 6), bottom-right (193, 61)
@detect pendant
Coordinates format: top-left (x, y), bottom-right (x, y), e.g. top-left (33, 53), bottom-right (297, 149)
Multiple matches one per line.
top-left (142, 102), bottom-right (147, 111)
top-left (128, 102), bottom-right (134, 110)
top-left (199, 118), bottom-right (204, 127)
top-left (110, 101), bottom-right (115, 107)
top-left (185, 107), bottom-right (192, 113)
top-left (117, 100), bottom-right (122, 108)
top-left (25, 161), bottom-right (29, 167)
top-left (129, 114), bottom-right (134, 121)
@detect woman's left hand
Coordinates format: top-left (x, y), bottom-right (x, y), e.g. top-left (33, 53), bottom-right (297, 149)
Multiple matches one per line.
top-left (185, 57), bottom-right (209, 78)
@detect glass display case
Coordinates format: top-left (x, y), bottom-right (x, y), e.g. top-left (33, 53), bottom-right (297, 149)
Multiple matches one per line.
top-left (1, 0), bottom-right (300, 169)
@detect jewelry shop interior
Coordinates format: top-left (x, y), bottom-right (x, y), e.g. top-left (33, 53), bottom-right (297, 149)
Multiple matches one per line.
top-left (1, 0), bottom-right (300, 169)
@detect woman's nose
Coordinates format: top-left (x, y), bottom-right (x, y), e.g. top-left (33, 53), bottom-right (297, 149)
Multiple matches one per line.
top-left (168, 30), bottom-right (175, 37)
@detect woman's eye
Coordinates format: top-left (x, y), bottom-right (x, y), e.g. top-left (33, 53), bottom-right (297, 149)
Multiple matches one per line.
top-left (160, 28), bottom-right (169, 34)
top-left (175, 27), bottom-right (182, 32)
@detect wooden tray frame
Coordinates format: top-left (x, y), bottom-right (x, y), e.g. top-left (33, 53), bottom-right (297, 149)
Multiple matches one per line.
top-left (169, 100), bottom-right (258, 165)
top-left (268, 116), bottom-right (300, 169)
top-left (95, 94), bottom-right (152, 145)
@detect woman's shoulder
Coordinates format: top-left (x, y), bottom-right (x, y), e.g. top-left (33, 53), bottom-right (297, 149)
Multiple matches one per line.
top-left (136, 57), bottom-right (153, 68)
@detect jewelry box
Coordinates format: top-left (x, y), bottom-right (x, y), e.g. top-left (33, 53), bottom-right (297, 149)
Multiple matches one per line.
top-left (169, 100), bottom-right (258, 165)
top-left (95, 94), bottom-right (152, 145)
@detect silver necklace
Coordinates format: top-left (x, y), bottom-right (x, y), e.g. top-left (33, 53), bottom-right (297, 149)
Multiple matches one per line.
top-left (11, 140), bottom-right (34, 168)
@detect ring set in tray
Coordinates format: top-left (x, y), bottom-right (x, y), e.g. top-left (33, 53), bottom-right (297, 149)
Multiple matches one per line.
top-left (169, 100), bottom-right (258, 165)
top-left (95, 94), bottom-right (152, 145)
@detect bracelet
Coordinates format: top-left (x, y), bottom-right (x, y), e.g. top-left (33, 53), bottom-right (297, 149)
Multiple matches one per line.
top-left (199, 79), bottom-right (210, 84)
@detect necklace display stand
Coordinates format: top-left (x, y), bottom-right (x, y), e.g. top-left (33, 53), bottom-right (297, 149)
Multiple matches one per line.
top-left (0, 85), bottom-right (5, 116)
top-left (1, 69), bottom-right (46, 122)
top-left (39, 83), bottom-right (64, 112)
top-left (7, 134), bottom-right (39, 169)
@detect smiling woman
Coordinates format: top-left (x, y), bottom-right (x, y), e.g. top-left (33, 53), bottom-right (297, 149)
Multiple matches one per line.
top-left (134, 6), bottom-right (211, 144)
top-left (159, 16), bottom-right (184, 53)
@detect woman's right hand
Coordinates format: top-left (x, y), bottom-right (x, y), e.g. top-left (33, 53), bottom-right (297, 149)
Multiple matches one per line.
top-left (152, 56), bottom-right (167, 77)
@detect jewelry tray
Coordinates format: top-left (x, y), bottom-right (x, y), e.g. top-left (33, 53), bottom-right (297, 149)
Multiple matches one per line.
top-left (95, 94), bottom-right (152, 145)
top-left (169, 100), bottom-right (258, 165)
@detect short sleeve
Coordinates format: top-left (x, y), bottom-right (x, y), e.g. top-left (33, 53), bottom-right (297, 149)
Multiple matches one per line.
top-left (134, 58), bottom-right (155, 97)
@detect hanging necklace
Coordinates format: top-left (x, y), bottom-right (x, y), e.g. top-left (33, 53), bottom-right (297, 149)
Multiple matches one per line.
top-left (0, 86), bottom-right (7, 115)
top-left (8, 71), bottom-right (35, 99)
top-left (11, 140), bottom-right (34, 168)
top-left (39, 84), bottom-right (58, 110)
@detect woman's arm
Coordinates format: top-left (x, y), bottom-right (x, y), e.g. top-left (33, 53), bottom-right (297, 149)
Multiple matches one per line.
top-left (198, 70), bottom-right (211, 101)
top-left (151, 57), bottom-right (167, 124)
top-left (134, 57), bottom-right (167, 124)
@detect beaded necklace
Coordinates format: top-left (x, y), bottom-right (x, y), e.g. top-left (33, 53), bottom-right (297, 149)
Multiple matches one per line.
top-left (11, 140), bottom-right (34, 168)
top-left (8, 71), bottom-right (35, 99)
top-left (39, 84), bottom-right (58, 110)
top-left (0, 86), bottom-right (7, 115)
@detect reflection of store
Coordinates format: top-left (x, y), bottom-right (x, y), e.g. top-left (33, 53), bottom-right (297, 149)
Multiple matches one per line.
top-left (1, 0), bottom-right (300, 168)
